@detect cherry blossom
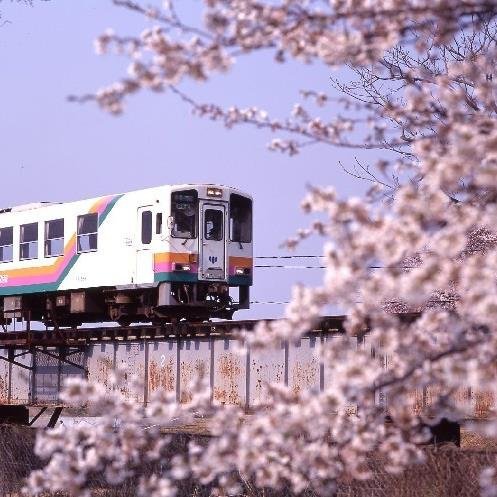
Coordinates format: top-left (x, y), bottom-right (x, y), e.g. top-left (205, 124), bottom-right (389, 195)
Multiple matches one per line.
top-left (28, 1), bottom-right (497, 496)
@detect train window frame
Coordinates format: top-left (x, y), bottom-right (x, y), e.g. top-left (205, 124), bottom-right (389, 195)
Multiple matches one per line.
top-left (45, 218), bottom-right (65, 258)
top-left (0, 227), bottom-right (13, 263)
top-left (20, 222), bottom-right (39, 261)
top-left (171, 190), bottom-right (198, 239)
top-left (204, 209), bottom-right (224, 241)
top-left (77, 213), bottom-right (98, 253)
top-left (141, 210), bottom-right (153, 245)
top-left (229, 194), bottom-right (252, 243)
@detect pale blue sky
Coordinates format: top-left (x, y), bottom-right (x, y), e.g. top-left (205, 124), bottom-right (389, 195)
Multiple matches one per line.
top-left (0, 1), bottom-right (375, 318)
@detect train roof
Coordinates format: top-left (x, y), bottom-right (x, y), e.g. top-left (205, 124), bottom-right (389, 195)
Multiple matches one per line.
top-left (0, 183), bottom-right (251, 215)
top-left (0, 202), bottom-right (61, 214)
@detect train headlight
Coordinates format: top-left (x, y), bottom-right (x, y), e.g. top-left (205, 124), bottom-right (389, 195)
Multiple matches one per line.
top-left (235, 267), bottom-right (251, 275)
top-left (174, 263), bottom-right (191, 271)
top-left (207, 187), bottom-right (223, 197)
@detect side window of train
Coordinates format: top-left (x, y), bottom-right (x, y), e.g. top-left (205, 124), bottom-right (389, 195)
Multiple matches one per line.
top-left (0, 227), bottom-right (13, 263)
top-left (77, 213), bottom-right (98, 253)
top-left (20, 222), bottom-right (39, 260)
top-left (45, 218), bottom-right (64, 257)
top-left (229, 194), bottom-right (252, 243)
top-left (171, 190), bottom-right (198, 239)
top-left (141, 210), bottom-right (152, 245)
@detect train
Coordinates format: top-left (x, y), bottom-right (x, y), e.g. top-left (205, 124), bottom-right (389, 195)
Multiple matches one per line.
top-left (0, 184), bottom-right (253, 327)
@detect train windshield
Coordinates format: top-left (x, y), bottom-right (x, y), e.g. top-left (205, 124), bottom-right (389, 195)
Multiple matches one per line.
top-left (171, 190), bottom-right (198, 238)
top-left (230, 194), bottom-right (252, 243)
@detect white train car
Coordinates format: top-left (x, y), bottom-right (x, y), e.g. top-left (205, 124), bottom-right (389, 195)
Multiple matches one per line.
top-left (0, 184), bottom-right (252, 327)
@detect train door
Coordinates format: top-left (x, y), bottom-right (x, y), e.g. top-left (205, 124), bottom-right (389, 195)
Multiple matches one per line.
top-left (136, 206), bottom-right (155, 284)
top-left (199, 203), bottom-right (226, 281)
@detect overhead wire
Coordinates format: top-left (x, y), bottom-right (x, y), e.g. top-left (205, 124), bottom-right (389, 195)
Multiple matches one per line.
top-left (255, 255), bottom-right (324, 259)
top-left (250, 300), bottom-right (290, 305)
top-left (250, 255), bottom-right (324, 303)
top-left (249, 255), bottom-right (398, 304)
top-left (255, 264), bottom-right (326, 269)
top-left (254, 254), bottom-right (325, 269)
top-left (253, 255), bottom-right (400, 270)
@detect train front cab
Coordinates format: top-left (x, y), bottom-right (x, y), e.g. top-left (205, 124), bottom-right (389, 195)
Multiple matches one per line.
top-left (155, 186), bottom-right (252, 320)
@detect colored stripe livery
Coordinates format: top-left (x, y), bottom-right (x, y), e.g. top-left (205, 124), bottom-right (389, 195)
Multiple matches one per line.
top-left (153, 253), bottom-right (253, 285)
top-left (0, 195), bottom-right (121, 296)
top-left (153, 252), bottom-right (199, 283)
top-left (228, 256), bottom-right (252, 285)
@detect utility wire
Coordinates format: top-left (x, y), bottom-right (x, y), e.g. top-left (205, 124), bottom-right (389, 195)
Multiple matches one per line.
top-left (254, 255), bottom-right (325, 269)
top-left (250, 300), bottom-right (290, 305)
top-left (255, 255), bottom-right (324, 259)
top-left (250, 255), bottom-right (450, 306)
top-left (255, 264), bottom-right (326, 269)
top-left (253, 255), bottom-right (404, 270)
top-left (254, 265), bottom-right (390, 269)
top-left (251, 255), bottom-right (324, 305)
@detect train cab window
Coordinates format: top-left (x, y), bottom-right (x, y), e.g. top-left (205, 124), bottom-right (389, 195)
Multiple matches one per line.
top-left (230, 194), bottom-right (252, 243)
top-left (20, 222), bottom-right (39, 260)
top-left (205, 209), bottom-right (223, 241)
top-left (171, 190), bottom-right (197, 239)
top-left (45, 219), bottom-right (64, 257)
top-left (141, 210), bottom-right (152, 245)
top-left (0, 227), bottom-right (13, 263)
top-left (77, 213), bottom-right (98, 253)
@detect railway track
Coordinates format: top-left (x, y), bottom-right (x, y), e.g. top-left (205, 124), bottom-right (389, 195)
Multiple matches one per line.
top-left (0, 315), bottom-right (347, 348)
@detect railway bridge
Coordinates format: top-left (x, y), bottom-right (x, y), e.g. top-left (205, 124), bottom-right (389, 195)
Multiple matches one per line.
top-left (0, 317), bottom-right (346, 410)
top-left (0, 316), bottom-right (487, 426)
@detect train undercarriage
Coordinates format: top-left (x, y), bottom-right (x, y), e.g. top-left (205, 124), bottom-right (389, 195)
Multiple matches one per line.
top-left (0, 282), bottom-right (250, 330)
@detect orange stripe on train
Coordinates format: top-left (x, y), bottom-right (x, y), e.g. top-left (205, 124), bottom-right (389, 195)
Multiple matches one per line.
top-left (154, 252), bottom-right (191, 265)
top-left (228, 256), bottom-right (252, 267)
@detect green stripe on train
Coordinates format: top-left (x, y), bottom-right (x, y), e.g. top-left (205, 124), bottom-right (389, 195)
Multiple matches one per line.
top-left (154, 272), bottom-right (199, 283)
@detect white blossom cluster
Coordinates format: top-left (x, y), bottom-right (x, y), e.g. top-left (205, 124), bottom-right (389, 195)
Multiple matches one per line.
top-left (26, 368), bottom-right (213, 497)
top-left (71, 0), bottom-right (497, 158)
top-left (32, 1), bottom-right (497, 496)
